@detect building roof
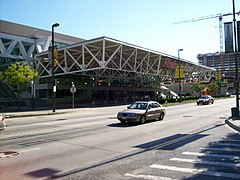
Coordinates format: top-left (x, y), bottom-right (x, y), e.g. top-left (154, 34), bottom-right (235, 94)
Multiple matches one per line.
top-left (36, 36), bottom-right (215, 83)
top-left (0, 20), bottom-right (84, 44)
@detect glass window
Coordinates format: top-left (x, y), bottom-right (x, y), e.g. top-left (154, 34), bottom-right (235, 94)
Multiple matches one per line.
top-left (152, 103), bottom-right (160, 108)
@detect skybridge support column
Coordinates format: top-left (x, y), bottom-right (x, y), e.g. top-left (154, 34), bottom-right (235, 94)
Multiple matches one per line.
top-left (102, 39), bottom-right (105, 66)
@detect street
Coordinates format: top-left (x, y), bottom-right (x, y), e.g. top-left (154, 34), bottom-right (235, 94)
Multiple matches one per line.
top-left (0, 98), bottom-right (239, 180)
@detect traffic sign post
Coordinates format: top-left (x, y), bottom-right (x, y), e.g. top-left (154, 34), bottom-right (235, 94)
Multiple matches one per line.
top-left (70, 82), bottom-right (76, 109)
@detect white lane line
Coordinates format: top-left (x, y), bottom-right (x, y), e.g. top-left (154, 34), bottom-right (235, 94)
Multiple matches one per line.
top-left (170, 157), bottom-right (240, 167)
top-left (150, 164), bottom-right (240, 179)
top-left (0, 148), bottom-right (40, 159)
top-left (200, 147), bottom-right (240, 152)
top-left (220, 139), bottom-right (240, 142)
top-left (19, 148), bottom-right (40, 153)
top-left (124, 173), bottom-right (178, 180)
top-left (210, 143), bottom-right (240, 147)
top-left (182, 152), bottom-right (240, 160)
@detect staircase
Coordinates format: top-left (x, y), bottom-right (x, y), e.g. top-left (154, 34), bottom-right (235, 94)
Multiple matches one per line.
top-left (0, 80), bottom-right (19, 108)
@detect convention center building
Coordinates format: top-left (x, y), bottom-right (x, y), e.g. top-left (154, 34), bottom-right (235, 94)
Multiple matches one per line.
top-left (0, 20), bottom-right (215, 108)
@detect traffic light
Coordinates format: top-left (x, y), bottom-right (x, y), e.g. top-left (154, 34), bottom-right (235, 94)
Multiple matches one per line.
top-left (215, 71), bottom-right (222, 81)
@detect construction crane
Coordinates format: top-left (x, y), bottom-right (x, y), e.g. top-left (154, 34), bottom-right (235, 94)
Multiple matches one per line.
top-left (174, 11), bottom-right (240, 53)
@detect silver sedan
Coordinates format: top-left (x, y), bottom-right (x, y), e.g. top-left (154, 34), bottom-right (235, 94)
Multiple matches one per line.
top-left (117, 101), bottom-right (165, 124)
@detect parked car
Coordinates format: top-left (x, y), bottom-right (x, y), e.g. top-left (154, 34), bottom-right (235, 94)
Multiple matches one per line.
top-left (117, 101), bottom-right (165, 124)
top-left (196, 95), bottom-right (214, 105)
top-left (0, 115), bottom-right (6, 131)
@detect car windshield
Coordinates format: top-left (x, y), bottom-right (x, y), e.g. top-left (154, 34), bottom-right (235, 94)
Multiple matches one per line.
top-left (201, 96), bottom-right (209, 99)
top-left (129, 102), bottom-right (148, 110)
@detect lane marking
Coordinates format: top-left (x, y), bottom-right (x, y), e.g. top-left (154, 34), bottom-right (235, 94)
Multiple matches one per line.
top-left (170, 157), bottom-right (240, 167)
top-left (0, 148), bottom-right (40, 158)
top-left (124, 173), bottom-right (178, 180)
top-left (182, 152), bottom-right (240, 160)
top-left (150, 164), bottom-right (240, 179)
top-left (19, 148), bottom-right (40, 153)
top-left (200, 147), bottom-right (240, 152)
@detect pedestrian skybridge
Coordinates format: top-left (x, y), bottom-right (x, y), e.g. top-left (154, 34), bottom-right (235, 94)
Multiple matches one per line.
top-left (35, 36), bottom-right (215, 86)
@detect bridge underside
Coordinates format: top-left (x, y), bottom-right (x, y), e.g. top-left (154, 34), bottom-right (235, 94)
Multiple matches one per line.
top-left (36, 36), bottom-right (215, 88)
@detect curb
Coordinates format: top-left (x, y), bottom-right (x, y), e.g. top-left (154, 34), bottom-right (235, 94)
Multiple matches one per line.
top-left (225, 117), bottom-right (240, 132)
top-left (4, 108), bottom-right (90, 118)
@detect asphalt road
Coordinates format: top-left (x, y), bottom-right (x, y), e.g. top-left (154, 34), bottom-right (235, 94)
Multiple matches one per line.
top-left (0, 98), bottom-right (239, 180)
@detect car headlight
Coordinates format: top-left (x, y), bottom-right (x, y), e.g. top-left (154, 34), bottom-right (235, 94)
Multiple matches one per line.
top-left (128, 113), bottom-right (136, 117)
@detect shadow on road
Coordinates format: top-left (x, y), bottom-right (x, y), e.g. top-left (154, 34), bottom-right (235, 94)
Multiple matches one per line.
top-left (25, 122), bottom-right (232, 179)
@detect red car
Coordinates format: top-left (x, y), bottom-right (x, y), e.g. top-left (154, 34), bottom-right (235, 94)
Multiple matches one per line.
top-left (196, 95), bottom-right (214, 105)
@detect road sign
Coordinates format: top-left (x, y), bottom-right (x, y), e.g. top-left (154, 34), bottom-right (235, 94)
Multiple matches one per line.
top-left (53, 85), bottom-right (56, 93)
top-left (175, 66), bottom-right (184, 79)
top-left (70, 86), bottom-right (76, 94)
top-left (70, 84), bottom-right (76, 109)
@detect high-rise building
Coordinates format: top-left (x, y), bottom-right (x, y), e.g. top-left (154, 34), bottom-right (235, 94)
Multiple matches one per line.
top-left (197, 52), bottom-right (239, 92)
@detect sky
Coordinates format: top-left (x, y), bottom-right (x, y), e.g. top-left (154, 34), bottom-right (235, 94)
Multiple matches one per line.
top-left (0, 0), bottom-right (239, 63)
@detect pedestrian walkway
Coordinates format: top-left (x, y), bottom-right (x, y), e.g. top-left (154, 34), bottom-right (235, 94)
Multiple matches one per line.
top-left (2, 107), bottom-right (90, 118)
top-left (225, 117), bottom-right (240, 132)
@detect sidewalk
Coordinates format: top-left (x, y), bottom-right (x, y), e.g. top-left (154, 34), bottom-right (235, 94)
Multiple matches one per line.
top-left (225, 117), bottom-right (240, 132)
top-left (2, 107), bottom-right (91, 118)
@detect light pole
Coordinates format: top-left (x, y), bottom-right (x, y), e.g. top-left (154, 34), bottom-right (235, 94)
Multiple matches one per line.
top-left (30, 35), bottom-right (37, 109)
top-left (232, 0), bottom-right (239, 117)
top-left (52, 23), bottom-right (59, 112)
top-left (178, 49), bottom-right (183, 102)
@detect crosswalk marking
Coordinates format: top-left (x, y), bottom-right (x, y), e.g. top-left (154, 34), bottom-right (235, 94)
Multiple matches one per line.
top-left (200, 147), bottom-right (240, 152)
top-left (220, 139), bottom-right (240, 142)
top-left (124, 173), bottom-right (178, 180)
top-left (210, 142), bottom-right (240, 147)
top-left (124, 137), bottom-right (240, 180)
top-left (150, 164), bottom-right (240, 179)
top-left (182, 151), bottom-right (240, 160)
top-left (170, 157), bottom-right (240, 167)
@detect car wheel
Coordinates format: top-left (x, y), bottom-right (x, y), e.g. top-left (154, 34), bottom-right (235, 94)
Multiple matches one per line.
top-left (120, 120), bottom-right (126, 124)
top-left (139, 115), bottom-right (146, 124)
top-left (158, 113), bottom-right (165, 121)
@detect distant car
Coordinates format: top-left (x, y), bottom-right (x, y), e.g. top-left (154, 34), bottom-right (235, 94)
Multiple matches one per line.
top-left (117, 101), bottom-right (166, 124)
top-left (0, 115), bottom-right (6, 131)
top-left (196, 95), bottom-right (214, 105)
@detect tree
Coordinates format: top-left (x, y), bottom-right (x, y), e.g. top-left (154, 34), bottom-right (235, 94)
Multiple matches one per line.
top-left (0, 71), bottom-right (3, 80)
top-left (0, 62), bottom-right (38, 110)
top-left (190, 82), bottom-right (206, 97)
top-left (207, 81), bottom-right (219, 95)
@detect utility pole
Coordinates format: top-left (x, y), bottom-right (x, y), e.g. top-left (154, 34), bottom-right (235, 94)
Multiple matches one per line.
top-left (51, 23), bottom-right (59, 112)
top-left (232, 0), bottom-right (239, 117)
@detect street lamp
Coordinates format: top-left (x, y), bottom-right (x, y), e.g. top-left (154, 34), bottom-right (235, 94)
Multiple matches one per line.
top-left (178, 49), bottom-right (183, 102)
top-left (30, 34), bottom-right (38, 109)
top-left (52, 23), bottom-right (59, 112)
